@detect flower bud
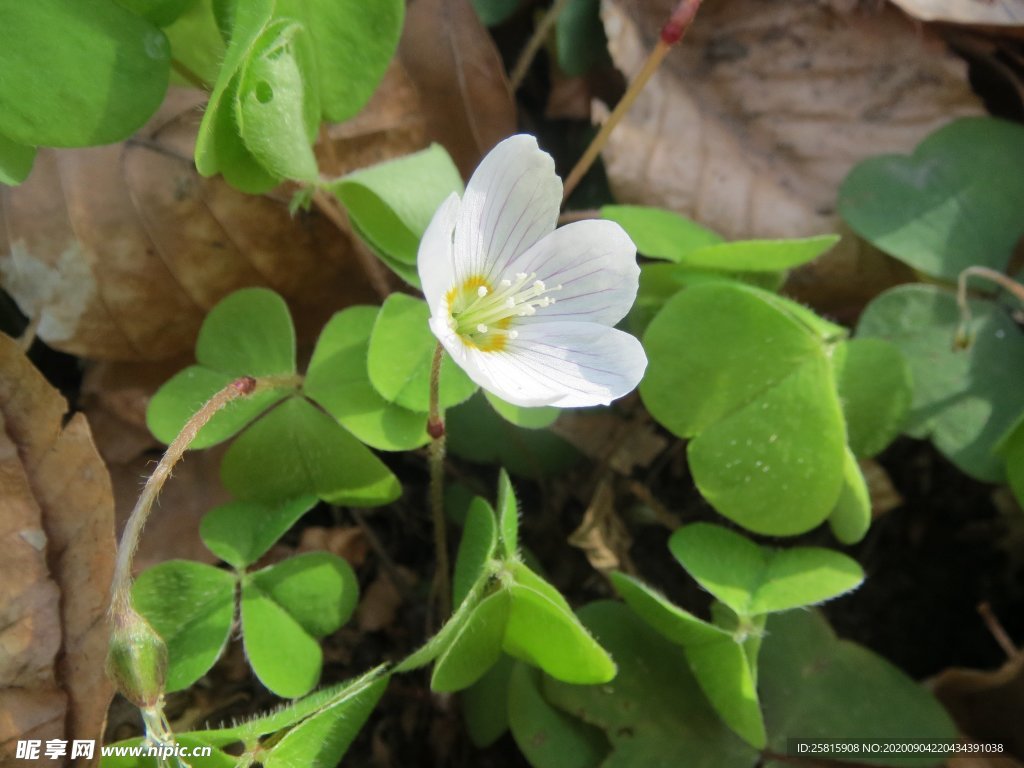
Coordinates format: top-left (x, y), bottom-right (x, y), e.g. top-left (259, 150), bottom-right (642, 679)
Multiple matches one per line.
top-left (106, 607), bottom-right (168, 708)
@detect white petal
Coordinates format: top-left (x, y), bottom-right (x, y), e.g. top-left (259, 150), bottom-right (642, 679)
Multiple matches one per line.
top-left (454, 135), bottom-right (562, 286)
top-left (451, 322), bottom-right (648, 408)
top-left (418, 192), bottom-right (461, 316)
top-left (509, 219), bottom-right (639, 327)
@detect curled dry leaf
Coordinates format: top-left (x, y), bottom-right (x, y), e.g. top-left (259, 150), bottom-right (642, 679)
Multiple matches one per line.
top-left (399, 0), bottom-right (517, 177)
top-left (933, 651), bottom-right (1024, 760)
top-left (0, 333), bottom-right (115, 765)
top-left (0, 83), bottom-right (416, 362)
top-left (568, 477), bottom-right (635, 573)
top-left (597, 0), bottom-right (983, 314)
top-left (888, 0), bottom-right (1024, 26)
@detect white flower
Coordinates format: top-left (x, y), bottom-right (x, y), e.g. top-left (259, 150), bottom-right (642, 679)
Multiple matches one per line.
top-left (418, 135), bottom-right (647, 408)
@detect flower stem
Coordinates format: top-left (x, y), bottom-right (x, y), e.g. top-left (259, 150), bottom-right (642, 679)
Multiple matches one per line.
top-left (428, 342), bottom-right (451, 621)
top-left (509, 0), bottom-right (573, 91)
top-left (955, 265), bottom-right (1024, 349)
top-left (561, 0), bottom-right (703, 202)
top-left (110, 376), bottom-right (258, 616)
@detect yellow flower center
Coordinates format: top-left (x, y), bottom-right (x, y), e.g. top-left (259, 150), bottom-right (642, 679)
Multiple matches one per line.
top-left (445, 272), bottom-right (562, 352)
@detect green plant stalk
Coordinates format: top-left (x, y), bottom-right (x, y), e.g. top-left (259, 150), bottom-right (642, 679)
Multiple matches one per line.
top-left (509, 0), bottom-right (573, 90)
top-left (561, 0), bottom-right (703, 202)
top-left (955, 265), bottom-right (1024, 348)
top-left (428, 342), bottom-right (451, 621)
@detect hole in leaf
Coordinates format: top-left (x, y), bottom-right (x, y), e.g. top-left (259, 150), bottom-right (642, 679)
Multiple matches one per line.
top-left (255, 81), bottom-right (273, 104)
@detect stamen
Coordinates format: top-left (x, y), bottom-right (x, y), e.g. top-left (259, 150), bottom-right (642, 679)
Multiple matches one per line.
top-left (477, 323), bottom-right (489, 333)
top-left (477, 286), bottom-right (488, 297)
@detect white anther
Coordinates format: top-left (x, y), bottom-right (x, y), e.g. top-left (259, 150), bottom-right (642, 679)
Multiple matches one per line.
top-left (500, 279), bottom-right (511, 288)
top-left (533, 280), bottom-right (545, 292)
top-left (506, 298), bottom-right (516, 308)
top-left (477, 286), bottom-right (488, 297)
top-left (515, 272), bottom-right (527, 281)
top-left (477, 323), bottom-right (489, 333)
top-left (508, 330), bottom-right (519, 339)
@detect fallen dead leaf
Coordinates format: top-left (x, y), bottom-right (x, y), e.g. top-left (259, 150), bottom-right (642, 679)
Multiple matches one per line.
top-left (552, 407), bottom-right (667, 475)
top-left (399, 0), bottom-right (517, 177)
top-left (859, 458), bottom-right (904, 518)
top-left (0, 333), bottom-right (116, 766)
top-left (933, 652), bottom-right (1024, 760)
top-left (596, 0), bottom-right (983, 315)
top-left (568, 477), bottom-right (634, 573)
top-left (299, 526), bottom-right (369, 569)
top-left (889, 0), bottom-right (1024, 26)
top-left (0, 81), bottom-right (417, 362)
top-left (357, 567), bottom-right (417, 633)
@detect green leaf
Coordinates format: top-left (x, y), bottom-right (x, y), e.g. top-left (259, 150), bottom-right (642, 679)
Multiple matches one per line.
top-left (332, 145), bottom-right (463, 270)
top-left (839, 117), bottom-right (1024, 282)
top-left (503, 581), bottom-right (616, 685)
top-left (251, 552), bottom-right (358, 637)
top-left (472, 0), bottom-right (520, 26)
top-left (261, 673), bottom-right (389, 767)
top-left (367, 293), bottom-right (477, 412)
top-left (556, 0), bottom-right (608, 76)
top-left (452, 497), bottom-right (498, 609)
top-left (999, 414), bottom-right (1024, 508)
top-left (241, 578), bottom-right (322, 698)
top-left (609, 573), bottom-right (765, 747)
top-left (642, 282), bottom-right (847, 535)
top-left (507, 663), bottom-right (610, 768)
top-left (221, 397), bottom-right (401, 506)
top-left (203, 666), bottom-right (389, 743)
top-left (832, 338), bottom-right (912, 458)
top-left (195, 0), bottom-right (280, 192)
top-left (447, 392), bottom-right (581, 478)
top-left (463, 654), bottom-right (515, 747)
top-left (760, 610), bottom-right (957, 766)
top-left (197, 287), bottom-right (296, 376)
top-left (304, 306), bottom-right (430, 451)
top-left (200, 495), bottom-right (318, 569)
top-left (669, 523), bottom-right (864, 615)
top-left (496, 469), bottom-right (519, 558)
top-left (485, 390), bottom-right (559, 430)
top-left (857, 284), bottom-right (1024, 481)
top-left (146, 365), bottom-right (291, 449)
top-left (396, 577), bottom-right (488, 673)
top-left (0, 134), bottom-right (35, 186)
top-left (827, 448), bottom-right (872, 545)
top-left (679, 235), bottom-right (839, 272)
top-left (601, 205), bottom-right (723, 262)
top-left (433, 589), bottom-right (511, 692)
top-left (132, 561), bottom-right (235, 692)
top-left (164, 0), bottom-right (226, 86)
top-left (543, 601), bottom-right (760, 768)
top-left (275, 0), bottom-right (403, 122)
top-left (235, 19), bottom-right (319, 182)
top-left (116, 0), bottom-right (195, 26)
top-left (0, 0), bottom-right (169, 147)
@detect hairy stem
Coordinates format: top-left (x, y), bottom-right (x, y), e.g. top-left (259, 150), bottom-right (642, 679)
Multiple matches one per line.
top-left (561, 0), bottom-right (703, 202)
top-left (110, 376), bottom-right (258, 616)
top-left (170, 58), bottom-right (208, 91)
top-left (428, 342), bottom-right (451, 621)
top-left (955, 265), bottom-right (1024, 348)
top-left (509, 0), bottom-right (573, 91)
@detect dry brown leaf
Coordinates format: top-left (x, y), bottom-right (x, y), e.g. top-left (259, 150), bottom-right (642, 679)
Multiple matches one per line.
top-left (568, 477), bottom-right (634, 573)
top-left (400, 0), bottom-right (517, 177)
top-left (933, 652), bottom-right (1024, 760)
top-left (0, 333), bottom-right (116, 765)
top-left (299, 526), bottom-right (369, 568)
top-left (552, 408), bottom-right (667, 475)
top-left (889, 0), bottom-right (1024, 26)
top-left (0, 84), bottom-right (415, 362)
top-left (357, 567), bottom-right (416, 633)
top-left (859, 458), bottom-right (904, 517)
top-left (597, 0), bottom-right (983, 315)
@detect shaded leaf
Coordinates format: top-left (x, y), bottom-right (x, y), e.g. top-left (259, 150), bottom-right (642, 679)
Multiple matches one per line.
top-left (199, 495), bottom-right (318, 569)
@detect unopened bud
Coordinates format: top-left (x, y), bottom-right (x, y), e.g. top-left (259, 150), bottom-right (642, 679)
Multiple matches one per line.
top-left (106, 607), bottom-right (168, 708)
